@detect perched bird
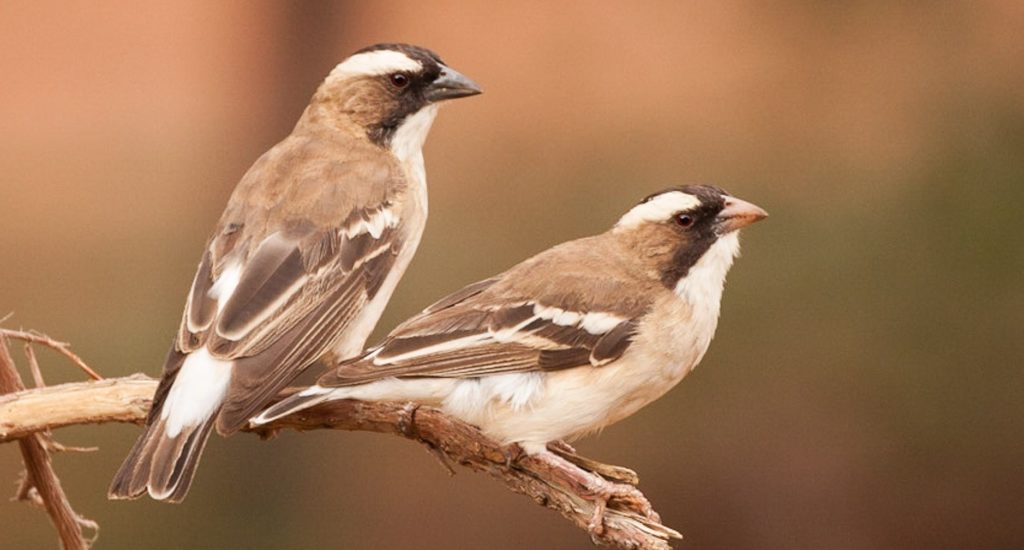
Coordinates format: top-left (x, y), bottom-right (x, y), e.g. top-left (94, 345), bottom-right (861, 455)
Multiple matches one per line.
top-left (109, 43), bottom-right (481, 502)
top-left (253, 185), bottom-right (766, 528)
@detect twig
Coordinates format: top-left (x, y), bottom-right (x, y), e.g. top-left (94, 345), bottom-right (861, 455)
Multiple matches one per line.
top-left (20, 342), bottom-right (98, 454)
top-left (25, 343), bottom-right (46, 388)
top-left (0, 328), bottom-right (102, 381)
top-left (0, 375), bottom-right (681, 549)
top-left (0, 338), bottom-right (95, 549)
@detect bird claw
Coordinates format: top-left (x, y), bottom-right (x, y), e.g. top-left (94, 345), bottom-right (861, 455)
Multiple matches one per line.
top-left (503, 443), bottom-right (526, 469)
top-left (548, 441), bottom-right (640, 485)
top-left (580, 474), bottom-right (660, 534)
top-left (548, 440), bottom-right (577, 455)
top-left (588, 498), bottom-right (608, 534)
top-left (532, 450), bottom-right (658, 536)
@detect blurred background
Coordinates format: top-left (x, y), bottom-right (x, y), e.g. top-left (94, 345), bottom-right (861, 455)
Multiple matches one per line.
top-left (2, 1), bottom-right (1022, 548)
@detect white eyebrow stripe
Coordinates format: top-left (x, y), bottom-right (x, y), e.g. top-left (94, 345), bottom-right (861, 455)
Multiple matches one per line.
top-left (616, 191), bottom-right (702, 228)
top-left (328, 50), bottom-right (423, 80)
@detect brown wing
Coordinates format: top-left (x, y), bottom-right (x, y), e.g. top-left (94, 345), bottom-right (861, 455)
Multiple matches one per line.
top-left (319, 236), bottom-right (653, 387)
top-left (160, 136), bottom-right (412, 433)
top-left (218, 223), bottom-right (402, 431)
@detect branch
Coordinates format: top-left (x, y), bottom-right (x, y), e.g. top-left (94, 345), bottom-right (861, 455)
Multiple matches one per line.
top-left (0, 375), bottom-right (154, 441)
top-left (1, 375), bottom-right (682, 548)
top-left (0, 338), bottom-right (95, 550)
top-left (0, 328), bottom-right (102, 381)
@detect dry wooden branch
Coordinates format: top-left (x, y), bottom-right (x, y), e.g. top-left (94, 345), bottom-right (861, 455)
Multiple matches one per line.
top-left (0, 375), bottom-right (155, 441)
top-left (0, 328), bottom-right (102, 381)
top-left (1, 375), bottom-right (681, 549)
top-left (0, 338), bottom-right (95, 550)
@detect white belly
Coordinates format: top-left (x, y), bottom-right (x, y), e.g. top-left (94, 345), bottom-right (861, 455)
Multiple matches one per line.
top-left (450, 291), bottom-right (720, 452)
top-left (328, 283), bottom-right (723, 453)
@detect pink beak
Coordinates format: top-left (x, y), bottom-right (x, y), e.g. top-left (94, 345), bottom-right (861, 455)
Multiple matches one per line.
top-left (718, 196), bottom-right (768, 232)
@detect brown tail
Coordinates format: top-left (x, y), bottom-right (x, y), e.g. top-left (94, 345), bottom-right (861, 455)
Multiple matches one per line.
top-left (107, 416), bottom-right (215, 503)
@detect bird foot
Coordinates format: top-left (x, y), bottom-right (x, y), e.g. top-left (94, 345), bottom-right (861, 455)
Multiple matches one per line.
top-left (503, 443), bottom-right (527, 469)
top-left (579, 474), bottom-right (661, 534)
top-left (532, 450), bottom-right (659, 535)
top-left (548, 441), bottom-right (640, 485)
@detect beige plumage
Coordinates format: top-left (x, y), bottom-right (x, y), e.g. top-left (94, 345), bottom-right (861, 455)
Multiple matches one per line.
top-left (253, 184), bottom-right (765, 532)
top-left (109, 43), bottom-right (480, 502)
top-left (255, 185), bottom-right (767, 454)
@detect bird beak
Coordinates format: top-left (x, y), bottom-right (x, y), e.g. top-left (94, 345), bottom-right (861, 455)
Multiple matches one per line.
top-left (425, 65), bottom-right (483, 102)
top-left (717, 196), bottom-right (768, 233)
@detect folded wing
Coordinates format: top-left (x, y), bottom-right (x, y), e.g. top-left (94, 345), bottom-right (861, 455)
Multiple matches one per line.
top-left (319, 242), bottom-right (652, 387)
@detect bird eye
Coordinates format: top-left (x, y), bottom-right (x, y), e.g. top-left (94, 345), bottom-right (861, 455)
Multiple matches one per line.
top-left (389, 73), bottom-right (410, 88)
top-left (675, 214), bottom-right (694, 228)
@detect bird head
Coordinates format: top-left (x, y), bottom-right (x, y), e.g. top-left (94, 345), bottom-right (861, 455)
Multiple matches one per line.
top-left (614, 185), bottom-right (768, 292)
top-left (309, 43), bottom-right (481, 159)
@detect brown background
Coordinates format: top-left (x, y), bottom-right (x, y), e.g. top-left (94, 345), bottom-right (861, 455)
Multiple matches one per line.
top-left (2, 1), bottom-right (1023, 548)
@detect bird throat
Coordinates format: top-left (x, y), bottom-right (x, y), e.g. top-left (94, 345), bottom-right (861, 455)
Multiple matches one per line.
top-left (672, 231), bottom-right (740, 308)
top-left (387, 104), bottom-right (439, 164)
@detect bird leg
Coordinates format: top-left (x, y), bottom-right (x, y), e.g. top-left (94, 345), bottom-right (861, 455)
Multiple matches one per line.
top-left (530, 450), bottom-right (660, 535)
top-left (547, 441), bottom-right (640, 485)
top-left (502, 442), bottom-right (527, 469)
top-left (398, 402), bottom-right (456, 476)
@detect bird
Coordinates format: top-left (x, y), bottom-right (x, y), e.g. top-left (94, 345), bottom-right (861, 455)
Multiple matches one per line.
top-left (108, 43), bottom-right (481, 502)
top-left (252, 184), bottom-right (767, 530)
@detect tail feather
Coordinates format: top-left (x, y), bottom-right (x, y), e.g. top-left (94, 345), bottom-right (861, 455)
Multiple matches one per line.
top-left (250, 386), bottom-right (332, 426)
top-left (215, 366), bottom-right (307, 436)
top-left (108, 417), bottom-right (215, 503)
top-left (107, 424), bottom-right (156, 500)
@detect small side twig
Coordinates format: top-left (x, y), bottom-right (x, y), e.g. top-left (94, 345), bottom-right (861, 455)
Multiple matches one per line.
top-left (0, 328), bottom-right (102, 381)
top-left (19, 343), bottom-right (97, 454)
top-left (25, 343), bottom-right (45, 388)
top-left (0, 337), bottom-right (95, 549)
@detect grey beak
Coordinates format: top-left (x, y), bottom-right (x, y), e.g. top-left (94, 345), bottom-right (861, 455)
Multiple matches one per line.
top-left (425, 65), bottom-right (482, 102)
top-left (716, 196), bottom-right (768, 233)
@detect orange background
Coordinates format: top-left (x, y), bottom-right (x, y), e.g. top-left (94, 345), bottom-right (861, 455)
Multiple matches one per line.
top-left (2, 2), bottom-right (1023, 548)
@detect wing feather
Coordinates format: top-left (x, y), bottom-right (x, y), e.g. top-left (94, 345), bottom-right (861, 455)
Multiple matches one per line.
top-left (170, 194), bottom-right (404, 433)
top-left (216, 263), bottom-right (376, 432)
top-left (321, 269), bottom-right (648, 387)
top-left (217, 234), bottom-right (308, 340)
top-left (184, 251), bottom-right (217, 336)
